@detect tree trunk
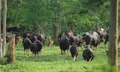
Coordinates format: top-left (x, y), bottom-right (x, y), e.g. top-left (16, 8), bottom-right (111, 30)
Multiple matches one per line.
top-left (52, 24), bottom-right (59, 45)
top-left (2, 0), bottom-right (7, 56)
top-left (35, 21), bottom-right (41, 34)
top-left (0, 0), bottom-right (2, 58)
top-left (108, 0), bottom-right (118, 71)
top-left (7, 34), bottom-right (15, 64)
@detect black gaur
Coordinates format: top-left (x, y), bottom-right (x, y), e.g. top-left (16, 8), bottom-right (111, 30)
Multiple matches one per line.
top-left (69, 35), bottom-right (83, 47)
top-left (30, 40), bottom-right (43, 58)
top-left (37, 34), bottom-right (46, 45)
top-left (82, 31), bottom-right (101, 48)
top-left (7, 26), bottom-right (19, 33)
top-left (60, 33), bottom-right (70, 55)
top-left (82, 46), bottom-right (94, 62)
top-left (22, 37), bottom-right (32, 55)
top-left (70, 43), bottom-right (78, 61)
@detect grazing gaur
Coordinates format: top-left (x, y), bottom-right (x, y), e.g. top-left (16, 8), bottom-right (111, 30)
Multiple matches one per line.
top-left (60, 33), bottom-right (70, 55)
top-left (70, 43), bottom-right (78, 61)
top-left (82, 46), bottom-right (94, 62)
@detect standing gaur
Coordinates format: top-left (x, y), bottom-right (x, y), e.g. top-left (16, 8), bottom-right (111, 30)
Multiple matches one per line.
top-left (22, 33), bottom-right (38, 55)
top-left (30, 40), bottom-right (43, 58)
top-left (82, 31), bottom-right (101, 48)
top-left (70, 42), bottom-right (78, 61)
top-left (59, 33), bottom-right (70, 55)
top-left (58, 30), bottom-right (82, 56)
top-left (82, 28), bottom-right (106, 48)
top-left (82, 46), bottom-right (94, 62)
top-left (22, 37), bottom-right (32, 55)
top-left (22, 32), bottom-right (45, 57)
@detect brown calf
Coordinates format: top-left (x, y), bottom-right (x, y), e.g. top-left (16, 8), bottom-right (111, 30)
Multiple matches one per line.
top-left (48, 39), bottom-right (54, 47)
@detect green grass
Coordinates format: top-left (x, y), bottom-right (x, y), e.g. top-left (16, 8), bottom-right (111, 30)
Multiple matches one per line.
top-left (0, 42), bottom-right (120, 72)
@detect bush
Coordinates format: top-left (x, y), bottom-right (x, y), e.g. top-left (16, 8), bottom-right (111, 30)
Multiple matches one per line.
top-left (0, 57), bottom-right (7, 65)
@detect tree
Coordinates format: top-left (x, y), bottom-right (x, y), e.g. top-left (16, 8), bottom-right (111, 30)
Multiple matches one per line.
top-left (7, 0), bottom-right (120, 35)
top-left (7, 0), bottom-right (111, 34)
top-left (52, 24), bottom-right (59, 45)
top-left (7, 34), bottom-right (15, 64)
top-left (0, 0), bottom-right (2, 58)
top-left (2, 0), bottom-right (7, 56)
top-left (108, 0), bottom-right (118, 71)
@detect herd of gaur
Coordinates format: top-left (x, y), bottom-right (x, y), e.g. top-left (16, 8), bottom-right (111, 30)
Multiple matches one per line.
top-left (5, 27), bottom-right (120, 62)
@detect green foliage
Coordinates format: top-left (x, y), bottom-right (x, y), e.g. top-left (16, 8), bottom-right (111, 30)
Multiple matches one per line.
top-left (7, 0), bottom-right (120, 34)
top-left (0, 57), bottom-right (7, 65)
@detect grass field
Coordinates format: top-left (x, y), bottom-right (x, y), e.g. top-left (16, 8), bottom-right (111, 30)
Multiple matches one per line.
top-left (0, 42), bottom-right (120, 72)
